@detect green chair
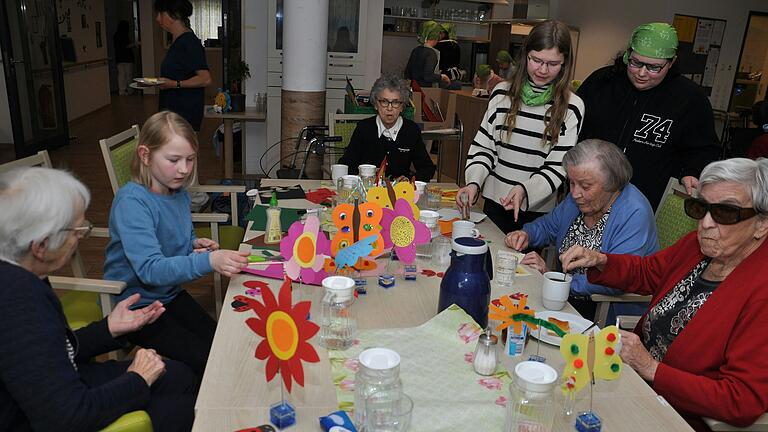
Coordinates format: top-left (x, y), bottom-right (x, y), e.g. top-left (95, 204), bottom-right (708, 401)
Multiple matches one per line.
top-left (655, 177), bottom-right (699, 249)
top-left (326, 112), bottom-right (374, 177)
top-left (100, 126), bottom-right (245, 317)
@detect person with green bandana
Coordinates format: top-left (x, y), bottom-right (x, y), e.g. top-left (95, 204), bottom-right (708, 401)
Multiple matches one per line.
top-left (496, 49), bottom-right (513, 79)
top-left (457, 20), bottom-right (584, 234)
top-left (404, 20), bottom-right (451, 88)
top-left (577, 22), bottom-right (720, 210)
top-left (436, 23), bottom-right (462, 81)
top-left (472, 64), bottom-right (504, 95)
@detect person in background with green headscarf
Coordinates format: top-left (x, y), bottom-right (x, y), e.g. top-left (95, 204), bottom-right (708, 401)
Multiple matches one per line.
top-left (496, 49), bottom-right (513, 78)
top-left (577, 22), bottom-right (720, 210)
top-left (404, 20), bottom-right (451, 88)
top-left (472, 64), bottom-right (504, 95)
top-left (435, 23), bottom-right (462, 84)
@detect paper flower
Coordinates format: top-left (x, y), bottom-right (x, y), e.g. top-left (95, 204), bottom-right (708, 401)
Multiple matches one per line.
top-left (380, 198), bottom-right (430, 264)
top-left (245, 277), bottom-right (320, 393)
top-left (488, 294), bottom-right (536, 335)
top-left (478, 377), bottom-right (503, 390)
top-left (280, 215), bottom-right (330, 282)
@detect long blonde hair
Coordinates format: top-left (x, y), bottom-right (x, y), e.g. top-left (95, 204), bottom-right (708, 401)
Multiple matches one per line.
top-left (505, 20), bottom-right (574, 148)
top-left (131, 110), bottom-right (199, 188)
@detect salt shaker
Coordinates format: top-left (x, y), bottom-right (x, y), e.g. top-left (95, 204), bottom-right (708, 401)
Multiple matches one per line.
top-left (473, 328), bottom-right (499, 376)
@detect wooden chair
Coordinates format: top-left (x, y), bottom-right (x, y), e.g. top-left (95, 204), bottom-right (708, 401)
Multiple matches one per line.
top-left (0, 153), bottom-right (151, 432)
top-left (591, 178), bottom-right (697, 328)
top-left (99, 125), bottom-right (246, 317)
top-left (705, 414), bottom-right (768, 431)
top-left (325, 112), bottom-right (373, 177)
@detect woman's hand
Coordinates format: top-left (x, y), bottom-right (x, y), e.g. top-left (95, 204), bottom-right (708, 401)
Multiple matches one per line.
top-left (521, 251), bottom-right (547, 274)
top-left (157, 77), bottom-right (175, 89)
top-left (107, 294), bottom-right (165, 337)
top-left (456, 184), bottom-right (479, 214)
top-left (619, 330), bottom-right (659, 381)
top-left (127, 348), bottom-right (166, 386)
top-left (681, 176), bottom-right (699, 195)
top-left (505, 230), bottom-right (529, 251)
top-left (194, 237), bottom-right (219, 253)
top-left (210, 250), bottom-right (250, 277)
top-left (499, 185), bottom-right (526, 221)
top-left (441, 74), bottom-right (451, 85)
top-left (559, 245), bottom-right (607, 273)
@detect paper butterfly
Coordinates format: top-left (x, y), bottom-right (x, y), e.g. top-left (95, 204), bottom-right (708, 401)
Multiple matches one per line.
top-left (334, 235), bottom-right (378, 269)
top-left (331, 200), bottom-right (384, 258)
top-left (560, 325), bottom-right (622, 395)
top-left (367, 181), bottom-right (420, 219)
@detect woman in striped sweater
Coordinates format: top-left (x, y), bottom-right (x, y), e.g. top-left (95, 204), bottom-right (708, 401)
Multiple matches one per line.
top-left (457, 20), bottom-right (584, 234)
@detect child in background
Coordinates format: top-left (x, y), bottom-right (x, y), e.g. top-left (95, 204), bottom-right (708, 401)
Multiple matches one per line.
top-left (104, 110), bottom-right (249, 377)
top-left (748, 100), bottom-right (768, 159)
top-left (472, 64), bottom-right (504, 96)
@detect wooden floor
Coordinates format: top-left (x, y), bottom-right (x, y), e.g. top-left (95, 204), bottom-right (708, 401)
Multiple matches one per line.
top-left (48, 93), bottom-right (229, 316)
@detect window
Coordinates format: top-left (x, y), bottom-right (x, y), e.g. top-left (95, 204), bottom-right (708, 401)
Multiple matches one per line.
top-left (190, 0), bottom-right (222, 42)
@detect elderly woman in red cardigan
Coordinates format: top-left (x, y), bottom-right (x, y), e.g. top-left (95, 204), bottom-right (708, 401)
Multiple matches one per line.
top-left (560, 158), bottom-right (768, 431)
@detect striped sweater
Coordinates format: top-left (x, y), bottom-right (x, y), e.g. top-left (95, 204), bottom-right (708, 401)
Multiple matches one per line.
top-left (465, 81), bottom-right (584, 213)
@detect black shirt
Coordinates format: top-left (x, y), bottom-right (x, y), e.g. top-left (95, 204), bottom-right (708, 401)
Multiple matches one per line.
top-left (338, 116), bottom-right (436, 181)
top-left (436, 40), bottom-right (460, 72)
top-left (404, 46), bottom-right (443, 88)
top-left (159, 32), bottom-right (208, 131)
top-left (113, 32), bottom-right (134, 64)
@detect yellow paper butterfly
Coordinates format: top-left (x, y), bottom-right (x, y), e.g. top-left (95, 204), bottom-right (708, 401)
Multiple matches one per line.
top-left (367, 181), bottom-right (420, 219)
top-left (560, 325), bottom-right (622, 395)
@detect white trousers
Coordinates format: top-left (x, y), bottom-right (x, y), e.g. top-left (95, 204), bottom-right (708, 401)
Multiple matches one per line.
top-left (116, 62), bottom-right (134, 95)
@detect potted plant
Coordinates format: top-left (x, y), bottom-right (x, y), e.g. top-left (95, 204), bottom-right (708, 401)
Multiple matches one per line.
top-left (228, 59), bottom-right (250, 112)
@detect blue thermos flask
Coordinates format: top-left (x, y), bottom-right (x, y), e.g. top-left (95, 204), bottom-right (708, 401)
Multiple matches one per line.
top-left (438, 237), bottom-right (494, 328)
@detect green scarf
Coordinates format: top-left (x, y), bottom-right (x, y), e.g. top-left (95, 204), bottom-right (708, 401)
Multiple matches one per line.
top-left (520, 80), bottom-right (553, 106)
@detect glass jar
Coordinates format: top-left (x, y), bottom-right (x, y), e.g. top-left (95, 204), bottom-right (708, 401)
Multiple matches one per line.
top-left (354, 348), bottom-right (403, 429)
top-left (320, 276), bottom-right (357, 350)
top-left (505, 361), bottom-right (558, 432)
top-left (337, 175), bottom-right (362, 204)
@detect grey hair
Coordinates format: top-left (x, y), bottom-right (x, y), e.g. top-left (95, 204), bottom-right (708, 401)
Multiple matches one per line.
top-left (0, 167), bottom-right (90, 261)
top-left (699, 158), bottom-right (768, 215)
top-left (562, 139), bottom-right (633, 192)
top-left (370, 74), bottom-right (411, 107)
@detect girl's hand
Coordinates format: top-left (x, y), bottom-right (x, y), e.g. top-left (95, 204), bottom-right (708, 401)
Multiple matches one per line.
top-left (209, 250), bottom-right (250, 277)
top-left (520, 251), bottom-right (547, 274)
top-left (499, 185), bottom-right (526, 222)
top-left (456, 184), bottom-right (479, 214)
top-left (194, 237), bottom-right (219, 253)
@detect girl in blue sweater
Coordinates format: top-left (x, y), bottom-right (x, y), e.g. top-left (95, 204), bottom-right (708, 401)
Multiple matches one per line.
top-left (104, 111), bottom-right (249, 377)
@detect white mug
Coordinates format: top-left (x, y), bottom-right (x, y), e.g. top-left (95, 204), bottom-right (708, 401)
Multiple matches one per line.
top-left (542, 271), bottom-right (573, 311)
top-left (452, 220), bottom-right (480, 240)
top-left (358, 164), bottom-right (377, 177)
top-left (331, 164), bottom-right (348, 182)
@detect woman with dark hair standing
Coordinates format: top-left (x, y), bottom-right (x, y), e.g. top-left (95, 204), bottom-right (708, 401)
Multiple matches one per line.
top-left (457, 20), bottom-right (584, 234)
top-left (114, 20), bottom-right (138, 96)
top-left (155, 0), bottom-right (211, 131)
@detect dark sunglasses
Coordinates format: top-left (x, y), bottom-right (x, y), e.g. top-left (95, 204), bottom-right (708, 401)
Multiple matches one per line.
top-left (683, 198), bottom-right (757, 225)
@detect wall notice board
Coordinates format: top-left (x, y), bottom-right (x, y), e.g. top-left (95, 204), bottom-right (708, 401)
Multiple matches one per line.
top-left (672, 14), bottom-right (726, 96)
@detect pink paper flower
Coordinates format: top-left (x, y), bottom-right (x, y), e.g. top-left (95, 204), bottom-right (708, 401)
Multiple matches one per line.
top-left (479, 377), bottom-right (503, 390)
top-left (495, 396), bottom-right (508, 407)
top-left (339, 378), bottom-right (355, 392)
top-left (343, 359), bottom-right (360, 373)
top-left (280, 215), bottom-right (331, 282)
top-left (457, 322), bottom-right (481, 344)
top-left (380, 198), bottom-right (431, 264)
top-left (464, 352), bottom-right (475, 364)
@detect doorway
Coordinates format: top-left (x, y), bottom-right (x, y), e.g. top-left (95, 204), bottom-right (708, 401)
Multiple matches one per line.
top-left (0, 0), bottom-right (69, 159)
top-left (729, 11), bottom-right (768, 117)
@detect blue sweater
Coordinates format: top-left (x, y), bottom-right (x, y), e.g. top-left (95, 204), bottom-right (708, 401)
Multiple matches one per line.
top-left (523, 183), bottom-right (659, 296)
top-left (104, 182), bottom-right (213, 307)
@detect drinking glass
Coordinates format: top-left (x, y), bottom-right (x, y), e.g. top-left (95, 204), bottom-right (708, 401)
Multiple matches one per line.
top-left (426, 185), bottom-right (441, 210)
top-left (496, 253), bottom-right (518, 288)
top-left (365, 390), bottom-right (413, 432)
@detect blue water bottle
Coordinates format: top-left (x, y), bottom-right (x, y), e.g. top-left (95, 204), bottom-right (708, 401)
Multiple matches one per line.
top-left (438, 237), bottom-right (493, 328)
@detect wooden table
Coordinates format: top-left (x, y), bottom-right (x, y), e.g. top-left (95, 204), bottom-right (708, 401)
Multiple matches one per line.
top-left (203, 106), bottom-right (266, 178)
top-left (194, 179), bottom-right (693, 431)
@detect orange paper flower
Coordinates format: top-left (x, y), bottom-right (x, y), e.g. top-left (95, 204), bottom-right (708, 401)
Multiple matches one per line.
top-left (488, 294), bottom-right (537, 334)
top-left (245, 277), bottom-right (320, 392)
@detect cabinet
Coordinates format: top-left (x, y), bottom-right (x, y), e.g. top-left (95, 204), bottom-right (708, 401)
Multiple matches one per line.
top-left (267, 0), bottom-right (370, 151)
top-left (382, 0), bottom-right (495, 42)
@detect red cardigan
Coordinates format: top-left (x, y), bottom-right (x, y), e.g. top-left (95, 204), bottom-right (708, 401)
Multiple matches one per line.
top-left (588, 232), bottom-right (768, 430)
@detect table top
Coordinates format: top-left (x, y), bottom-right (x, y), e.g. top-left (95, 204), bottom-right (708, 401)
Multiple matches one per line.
top-left (194, 179), bottom-right (692, 432)
top-left (203, 105), bottom-right (266, 120)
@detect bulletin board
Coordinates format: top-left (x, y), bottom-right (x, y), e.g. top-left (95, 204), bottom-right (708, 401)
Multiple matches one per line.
top-left (55, 0), bottom-right (107, 64)
top-left (672, 14), bottom-right (726, 96)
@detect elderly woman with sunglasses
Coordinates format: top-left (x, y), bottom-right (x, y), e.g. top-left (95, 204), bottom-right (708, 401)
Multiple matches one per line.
top-left (338, 74), bottom-right (436, 181)
top-left (0, 167), bottom-right (196, 432)
top-left (560, 158), bottom-right (768, 431)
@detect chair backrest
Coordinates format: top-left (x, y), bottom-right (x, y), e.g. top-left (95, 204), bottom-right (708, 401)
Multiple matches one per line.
top-left (655, 177), bottom-right (698, 249)
top-left (326, 112), bottom-right (374, 173)
top-left (0, 150), bottom-right (53, 172)
top-left (100, 125), bottom-right (140, 194)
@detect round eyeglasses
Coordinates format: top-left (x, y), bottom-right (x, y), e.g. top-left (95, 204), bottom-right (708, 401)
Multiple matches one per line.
top-left (627, 57), bottom-right (668, 74)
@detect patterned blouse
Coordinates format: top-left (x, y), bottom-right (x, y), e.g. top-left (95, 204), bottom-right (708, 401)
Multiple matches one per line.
top-left (642, 258), bottom-right (718, 361)
top-left (558, 209), bottom-right (611, 275)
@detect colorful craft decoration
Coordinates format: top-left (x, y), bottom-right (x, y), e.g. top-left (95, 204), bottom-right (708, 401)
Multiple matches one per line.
top-left (334, 235), bottom-right (378, 269)
top-left (560, 326), bottom-right (622, 395)
top-left (487, 294), bottom-right (566, 337)
top-left (245, 277), bottom-right (320, 393)
top-left (330, 200), bottom-right (384, 263)
top-left (368, 180), bottom-right (420, 219)
top-left (380, 198), bottom-right (430, 265)
top-left (212, 88), bottom-right (231, 113)
top-left (279, 215), bottom-right (330, 283)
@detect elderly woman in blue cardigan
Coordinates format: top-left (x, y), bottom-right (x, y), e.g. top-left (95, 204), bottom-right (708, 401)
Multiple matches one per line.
top-left (505, 139), bottom-right (659, 320)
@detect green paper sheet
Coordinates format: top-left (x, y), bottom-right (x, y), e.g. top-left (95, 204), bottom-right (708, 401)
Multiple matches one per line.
top-left (246, 204), bottom-right (305, 231)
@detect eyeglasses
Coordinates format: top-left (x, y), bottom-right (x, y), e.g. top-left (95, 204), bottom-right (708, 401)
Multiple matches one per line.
top-left (377, 98), bottom-right (404, 109)
top-left (527, 55), bottom-right (563, 70)
top-left (60, 220), bottom-right (93, 239)
top-left (683, 198), bottom-right (757, 225)
top-left (627, 57), bottom-right (669, 74)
